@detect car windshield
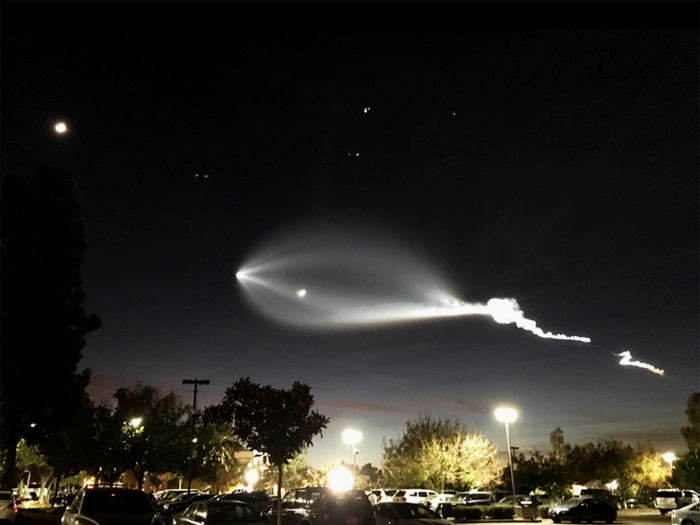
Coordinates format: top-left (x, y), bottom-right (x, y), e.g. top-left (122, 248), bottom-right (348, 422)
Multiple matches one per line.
top-left (657, 491), bottom-right (680, 498)
top-left (394, 491), bottom-right (406, 498)
top-left (82, 491), bottom-right (153, 513)
top-left (394, 504), bottom-right (439, 519)
top-left (448, 493), bottom-right (469, 502)
top-left (385, 490), bottom-right (398, 497)
top-left (468, 493), bottom-right (490, 500)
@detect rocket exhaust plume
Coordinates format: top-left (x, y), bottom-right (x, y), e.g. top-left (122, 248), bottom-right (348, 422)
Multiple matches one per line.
top-left (235, 220), bottom-right (663, 375)
top-left (616, 351), bottom-right (664, 376)
top-left (234, 220), bottom-right (590, 342)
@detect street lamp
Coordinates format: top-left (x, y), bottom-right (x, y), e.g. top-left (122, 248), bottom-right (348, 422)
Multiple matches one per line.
top-left (663, 452), bottom-right (677, 469)
top-left (183, 379), bottom-right (210, 498)
top-left (130, 418), bottom-right (143, 428)
top-left (494, 406), bottom-right (518, 499)
top-left (245, 469), bottom-right (259, 492)
top-left (342, 429), bottom-right (362, 487)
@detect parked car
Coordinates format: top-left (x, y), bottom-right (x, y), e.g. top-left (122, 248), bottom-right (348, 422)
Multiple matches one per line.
top-left (418, 494), bottom-right (454, 509)
top-left (436, 492), bottom-right (497, 517)
top-left (61, 487), bottom-right (164, 525)
top-left (377, 490), bottom-right (399, 503)
top-left (160, 493), bottom-right (215, 518)
top-left (656, 489), bottom-right (700, 515)
top-left (157, 489), bottom-right (200, 502)
top-left (262, 487), bottom-right (375, 525)
top-left (173, 500), bottom-right (262, 525)
top-left (392, 490), bottom-right (438, 504)
top-left (374, 502), bottom-right (450, 525)
top-left (368, 490), bottom-right (398, 505)
top-left (212, 492), bottom-right (271, 513)
top-left (549, 498), bottom-right (616, 523)
top-left (579, 489), bottom-right (619, 509)
top-left (671, 502), bottom-right (700, 525)
top-left (0, 490), bottom-right (17, 524)
top-left (495, 495), bottom-right (529, 506)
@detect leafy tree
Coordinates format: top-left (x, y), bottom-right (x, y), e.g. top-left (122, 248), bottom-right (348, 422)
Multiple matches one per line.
top-left (672, 393), bottom-right (700, 490)
top-left (208, 378), bottom-right (329, 525)
top-left (681, 393), bottom-right (700, 452)
top-left (359, 463), bottom-right (380, 485)
top-left (381, 414), bottom-right (502, 491)
top-left (191, 422), bottom-right (245, 492)
top-left (260, 449), bottom-right (323, 491)
top-left (672, 450), bottom-right (700, 491)
top-left (111, 384), bottom-right (191, 489)
top-left (1, 168), bottom-right (101, 488)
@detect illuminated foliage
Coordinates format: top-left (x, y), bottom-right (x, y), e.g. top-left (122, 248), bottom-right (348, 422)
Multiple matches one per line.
top-left (381, 414), bottom-right (502, 491)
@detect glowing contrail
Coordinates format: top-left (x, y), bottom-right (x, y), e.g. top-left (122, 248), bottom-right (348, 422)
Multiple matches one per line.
top-left (616, 351), bottom-right (664, 376)
top-left (234, 220), bottom-right (667, 376)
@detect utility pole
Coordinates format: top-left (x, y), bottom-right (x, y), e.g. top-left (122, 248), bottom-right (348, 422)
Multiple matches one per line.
top-left (183, 379), bottom-right (209, 499)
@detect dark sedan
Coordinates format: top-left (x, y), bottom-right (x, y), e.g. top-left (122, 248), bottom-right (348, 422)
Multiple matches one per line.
top-left (173, 500), bottom-right (263, 525)
top-left (549, 498), bottom-right (616, 524)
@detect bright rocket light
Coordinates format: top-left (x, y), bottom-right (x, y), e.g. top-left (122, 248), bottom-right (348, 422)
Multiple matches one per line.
top-left (616, 351), bottom-right (664, 376)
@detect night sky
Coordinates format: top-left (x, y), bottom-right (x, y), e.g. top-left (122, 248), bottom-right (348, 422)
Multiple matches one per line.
top-left (3, 29), bottom-right (698, 468)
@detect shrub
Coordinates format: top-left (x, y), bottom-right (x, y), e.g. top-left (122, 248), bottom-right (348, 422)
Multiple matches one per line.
top-left (454, 506), bottom-right (483, 521)
top-left (489, 505), bottom-right (515, 519)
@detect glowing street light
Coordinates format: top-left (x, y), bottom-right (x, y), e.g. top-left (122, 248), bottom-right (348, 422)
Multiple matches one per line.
top-left (245, 469), bottom-right (259, 492)
top-left (663, 452), bottom-right (677, 468)
top-left (327, 467), bottom-right (353, 492)
top-left (494, 406), bottom-right (518, 499)
top-left (54, 122), bottom-right (67, 134)
top-left (130, 418), bottom-right (143, 428)
top-left (342, 429), bottom-right (362, 487)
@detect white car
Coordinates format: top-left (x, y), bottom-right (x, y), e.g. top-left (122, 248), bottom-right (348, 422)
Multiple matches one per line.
top-left (0, 490), bottom-right (17, 523)
top-left (657, 489), bottom-right (700, 515)
top-left (369, 490), bottom-right (399, 504)
top-left (393, 490), bottom-right (439, 504)
top-left (419, 494), bottom-right (454, 509)
top-left (672, 502), bottom-right (700, 525)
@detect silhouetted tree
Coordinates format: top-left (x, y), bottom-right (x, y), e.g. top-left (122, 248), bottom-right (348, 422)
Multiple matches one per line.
top-left (209, 378), bottom-right (329, 525)
top-left (111, 384), bottom-right (190, 489)
top-left (1, 168), bottom-right (101, 489)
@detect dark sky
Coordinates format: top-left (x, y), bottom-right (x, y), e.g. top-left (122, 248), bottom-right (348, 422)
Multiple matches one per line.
top-left (3, 29), bottom-right (698, 467)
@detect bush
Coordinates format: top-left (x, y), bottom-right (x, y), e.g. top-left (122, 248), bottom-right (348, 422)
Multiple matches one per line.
top-left (454, 506), bottom-right (483, 521)
top-left (489, 506), bottom-right (515, 519)
top-left (538, 505), bottom-right (551, 518)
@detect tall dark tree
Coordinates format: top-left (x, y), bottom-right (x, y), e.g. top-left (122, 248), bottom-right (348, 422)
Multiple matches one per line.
top-left (209, 378), bottom-right (329, 525)
top-left (681, 393), bottom-right (700, 452)
top-left (1, 168), bottom-right (101, 489)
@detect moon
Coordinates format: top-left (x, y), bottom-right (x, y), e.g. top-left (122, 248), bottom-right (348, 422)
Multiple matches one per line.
top-left (296, 289), bottom-right (307, 298)
top-left (54, 122), bottom-right (67, 133)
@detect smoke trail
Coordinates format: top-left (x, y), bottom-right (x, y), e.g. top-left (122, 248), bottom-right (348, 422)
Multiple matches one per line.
top-left (616, 351), bottom-right (664, 376)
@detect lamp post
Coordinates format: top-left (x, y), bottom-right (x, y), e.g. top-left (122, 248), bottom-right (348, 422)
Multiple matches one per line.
top-left (342, 429), bottom-right (362, 487)
top-left (183, 379), bottom-right (210, 498)
top-left (494, 407), bottom-right (518, 499)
